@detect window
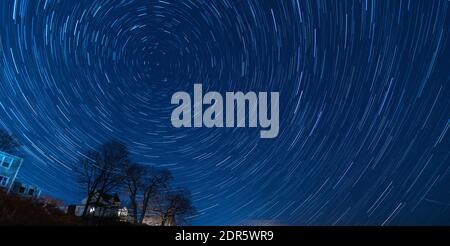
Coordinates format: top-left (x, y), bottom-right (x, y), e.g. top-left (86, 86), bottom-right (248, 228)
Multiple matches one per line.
top-left (18, 186), bottom-right (25, 193)
top-left (0, 176), bottom-right (9, 187)
top-left (28, 189), bottom-right (35, 196)
top-left (1, 157), bottom-right (12, 169)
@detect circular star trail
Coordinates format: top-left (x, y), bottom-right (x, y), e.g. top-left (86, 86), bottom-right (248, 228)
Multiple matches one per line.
top-left (0, 0), bottom-right (449, 225)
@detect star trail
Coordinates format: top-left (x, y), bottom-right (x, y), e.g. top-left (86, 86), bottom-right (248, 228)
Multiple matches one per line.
top-left (0, 0), bottom-right (449, 225)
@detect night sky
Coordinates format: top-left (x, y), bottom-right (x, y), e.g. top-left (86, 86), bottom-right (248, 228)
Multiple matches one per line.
top-left (1, 0), bottom-right (450, 225)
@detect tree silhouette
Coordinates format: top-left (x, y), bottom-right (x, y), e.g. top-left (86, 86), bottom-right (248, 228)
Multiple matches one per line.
top-left (153, 189), bottom-right (196, 226)
top-left (74, 140), bottom-right (129, 217)
top-left (123, 163), bottom-right (172, 224)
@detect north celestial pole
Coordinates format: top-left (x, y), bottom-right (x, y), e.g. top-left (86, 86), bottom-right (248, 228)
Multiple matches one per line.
top-left (0, 0), bottom-right (449, 225)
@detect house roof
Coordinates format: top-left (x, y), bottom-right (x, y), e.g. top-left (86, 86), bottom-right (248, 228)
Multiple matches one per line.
top-left (82, 191), bottom-right (121, 206)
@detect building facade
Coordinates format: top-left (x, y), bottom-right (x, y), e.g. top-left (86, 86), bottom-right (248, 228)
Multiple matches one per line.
top-left (0, 150), bottom-right (42, 198)
top-left (0, 150), bottom-right (23, 193)
top-left (9, 181), bottom-right (42, 197)
top-left (68, 191), bottom-right (128, 221)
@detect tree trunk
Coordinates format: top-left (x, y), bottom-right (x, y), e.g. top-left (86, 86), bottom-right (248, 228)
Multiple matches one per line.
top-left (138, 198), bottom-right (149, 224)
top-left (92, 193), bottom-right (102, 217)
top-left (82, 193), bottom-right (94, 217)
top-left (131, 198), bottom-right (138, 224)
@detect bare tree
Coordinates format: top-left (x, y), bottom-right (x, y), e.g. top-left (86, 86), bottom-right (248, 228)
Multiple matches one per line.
top-left (153, 189), bottom-right (195, 226)
top-left (123, 163), bottom-right (172, 224)
top-left (74, 140), bottom-right (129, 217)
top-left (74, 150), bottom-right (100, 217)
top-left (123, 164), bottom-right (143, 224)
top-left (0, 129), bottom-right (20, 154)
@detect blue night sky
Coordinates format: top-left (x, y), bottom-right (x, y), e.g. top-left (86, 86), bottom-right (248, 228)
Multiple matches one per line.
top-left (0, 0), bottom-right (449, 225)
